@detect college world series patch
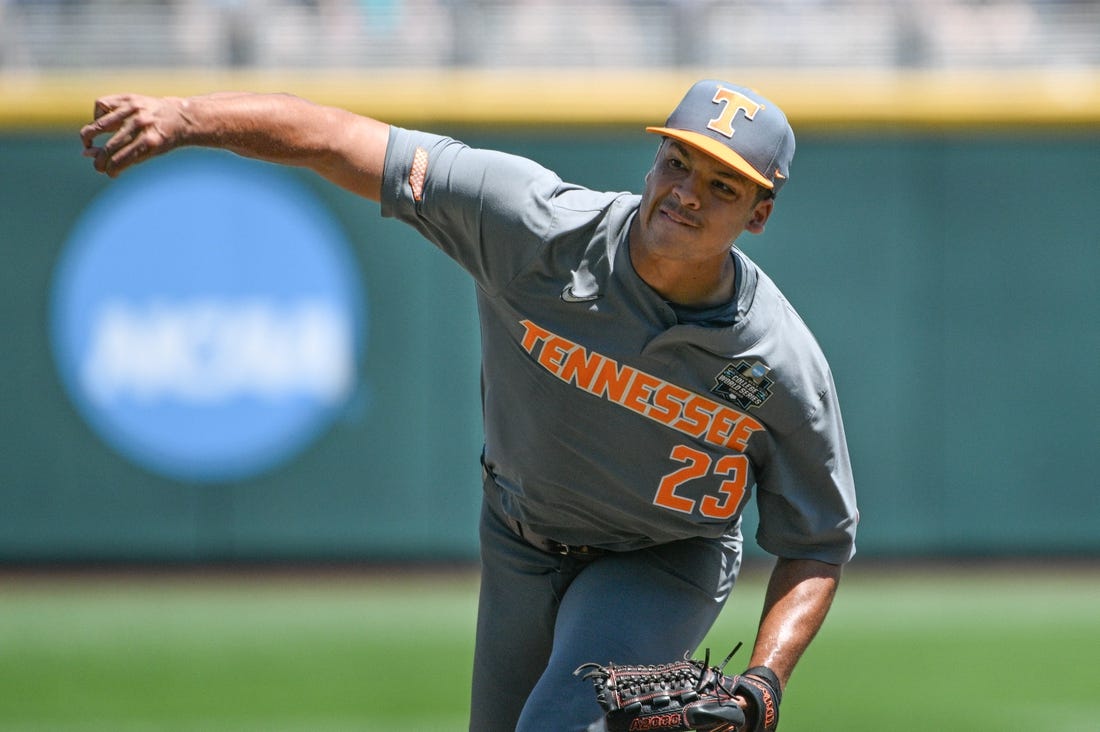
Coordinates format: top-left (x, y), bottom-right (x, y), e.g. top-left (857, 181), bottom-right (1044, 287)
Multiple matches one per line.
top-left (711, 360), bottom-right (774, 410)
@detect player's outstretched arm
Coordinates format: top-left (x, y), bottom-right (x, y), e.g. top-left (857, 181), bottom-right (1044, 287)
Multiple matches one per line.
top-left (79, 92), bottom-right (390, 201)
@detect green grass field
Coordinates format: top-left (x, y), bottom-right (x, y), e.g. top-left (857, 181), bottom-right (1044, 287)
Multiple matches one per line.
top-left (1, 562), bottom-right (1097, 731)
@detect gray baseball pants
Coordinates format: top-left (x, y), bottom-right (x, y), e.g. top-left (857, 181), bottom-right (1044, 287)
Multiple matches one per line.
top-left (470, 479), bottom-right (742, 731)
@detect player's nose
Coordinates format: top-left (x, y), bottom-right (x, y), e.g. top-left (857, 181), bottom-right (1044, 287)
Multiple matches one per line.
top-left (672, 174), bottom-right (704, 209)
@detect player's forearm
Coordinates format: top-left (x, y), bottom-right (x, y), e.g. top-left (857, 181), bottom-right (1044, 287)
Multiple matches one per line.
top-left (176, 92), bottom-right (390, 199)
top-left (747, 557), bottom-right (842, 689)
top-left (176, 93), bottom-right (335, 162)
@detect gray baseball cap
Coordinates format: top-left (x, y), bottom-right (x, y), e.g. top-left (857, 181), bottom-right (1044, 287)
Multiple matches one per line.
top-left (647, 80), bottom-right (795, 192)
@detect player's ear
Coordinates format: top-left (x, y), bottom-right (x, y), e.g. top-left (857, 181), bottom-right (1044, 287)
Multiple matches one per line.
top-left (744, 197), bottom-right (774, 234)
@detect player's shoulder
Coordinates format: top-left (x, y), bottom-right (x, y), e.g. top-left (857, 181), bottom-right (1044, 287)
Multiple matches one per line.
top-left (735, 249), bottom-right (837, 395)
top-left (736, 250), bottom-right (822, 344)
top-left (387, 126), bottom-right (554, 187)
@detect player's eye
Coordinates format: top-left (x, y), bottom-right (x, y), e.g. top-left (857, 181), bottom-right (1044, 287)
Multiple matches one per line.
top-left (666, 156), bottom-right (686, 170)
top-left (713, 180), bottom-right (737, 197)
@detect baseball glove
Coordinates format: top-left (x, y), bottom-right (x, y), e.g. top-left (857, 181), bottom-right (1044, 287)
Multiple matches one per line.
top-left (575, 645), bottom-right (769, 732)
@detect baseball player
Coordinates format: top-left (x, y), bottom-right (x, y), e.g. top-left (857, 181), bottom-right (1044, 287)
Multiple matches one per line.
top-left (80, 79), bottom-right (858, 731)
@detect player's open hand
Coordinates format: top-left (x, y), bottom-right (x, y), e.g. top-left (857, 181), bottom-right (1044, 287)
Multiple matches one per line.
top-left (80, 94), bottom-right (187, 177)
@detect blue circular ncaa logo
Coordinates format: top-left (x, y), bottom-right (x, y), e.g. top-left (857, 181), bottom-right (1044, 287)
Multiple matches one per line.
top-left (50, 153), bottom-right (366, 483)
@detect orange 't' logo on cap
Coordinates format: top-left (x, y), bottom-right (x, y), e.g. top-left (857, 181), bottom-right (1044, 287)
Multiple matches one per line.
top-left (706, 88), bottom-right (764, 139)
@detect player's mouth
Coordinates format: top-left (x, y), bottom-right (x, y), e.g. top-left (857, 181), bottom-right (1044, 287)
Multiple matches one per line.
top-left (658, 203), bottom-right (701, 228)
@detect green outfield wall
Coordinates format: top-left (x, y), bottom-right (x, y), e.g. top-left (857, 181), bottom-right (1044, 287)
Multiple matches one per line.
top-left (2, 71), bottom-right (1098, 563)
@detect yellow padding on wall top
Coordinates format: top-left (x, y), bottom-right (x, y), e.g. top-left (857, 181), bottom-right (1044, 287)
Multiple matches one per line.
top-left (3, 68), bottom-right (1099, 129)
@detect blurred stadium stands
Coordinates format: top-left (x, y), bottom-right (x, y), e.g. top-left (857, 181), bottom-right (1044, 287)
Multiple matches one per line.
top-left (1, 0), bottom-right (1097, 72)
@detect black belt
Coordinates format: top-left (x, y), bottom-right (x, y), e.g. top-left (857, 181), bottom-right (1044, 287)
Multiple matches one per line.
top-left (503, 515), bottom-right (608, 559)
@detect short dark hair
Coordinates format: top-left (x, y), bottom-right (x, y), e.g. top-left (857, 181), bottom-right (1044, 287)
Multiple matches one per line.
top-left (754, 186), bottom-right (776, 204)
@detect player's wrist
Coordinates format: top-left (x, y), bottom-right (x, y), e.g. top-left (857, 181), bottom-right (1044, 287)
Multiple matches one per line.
top-left (168, 96), bottom-right (202, 148)
top-left (733, 667), bottom-right (781, 732)
top-left (742, 665), bottom-right (783, 702)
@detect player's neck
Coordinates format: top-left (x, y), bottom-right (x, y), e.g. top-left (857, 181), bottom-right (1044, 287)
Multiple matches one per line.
top-left (627, 233), bottom-right (736, 309)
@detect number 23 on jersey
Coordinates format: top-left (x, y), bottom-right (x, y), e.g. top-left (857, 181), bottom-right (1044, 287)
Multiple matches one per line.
top-left (654, 444), bottom-right (749, 520)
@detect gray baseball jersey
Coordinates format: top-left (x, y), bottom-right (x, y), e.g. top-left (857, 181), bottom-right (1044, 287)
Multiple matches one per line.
top-left (381, 127), bottom-right (857, 564)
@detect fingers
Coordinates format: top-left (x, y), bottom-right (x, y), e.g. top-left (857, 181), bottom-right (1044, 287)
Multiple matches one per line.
top-left (80, 96), bottom-right (131, 176)
top-left (79, 94), bottom-right (171, 178)
top-left (86, 133), bottom-right (139, 177)
top-left (79, 95), bottom-right (128, 149)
